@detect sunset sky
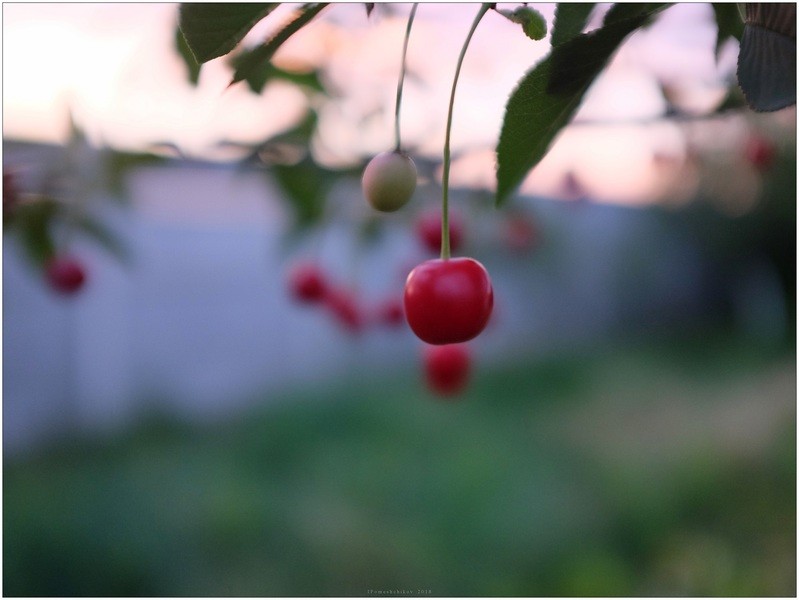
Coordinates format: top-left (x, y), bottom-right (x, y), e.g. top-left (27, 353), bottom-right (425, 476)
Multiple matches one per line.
top-left (1, 2), bottom-right (777, 205)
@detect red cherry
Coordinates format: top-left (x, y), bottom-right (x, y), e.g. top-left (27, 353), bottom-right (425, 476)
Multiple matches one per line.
top-left (45, 256), bottom-right (86, 295)
top-left (404, 257), bottom-right (493, 345)
top-left (415, 210), bottom-right (464, 255)
top-left (287, 262), bottom-right (327, 303)
top-left (374, 297), bottom-right (404, 327)
top-left (744, 135), bottom-right (776, 172)
top-left (423, 343), bottom-right (471, 396)
top-left (325, 287), bottom-right (364, 334)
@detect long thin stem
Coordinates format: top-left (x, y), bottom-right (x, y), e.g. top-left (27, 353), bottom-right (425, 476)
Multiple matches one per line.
top-left (394, 3), bottom-right (418, 152)
top-left (441, 3), bottom-right (490, 260)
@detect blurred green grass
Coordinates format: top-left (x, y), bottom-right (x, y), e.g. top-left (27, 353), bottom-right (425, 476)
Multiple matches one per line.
top-left (4, 330), bottom-right (795, 597)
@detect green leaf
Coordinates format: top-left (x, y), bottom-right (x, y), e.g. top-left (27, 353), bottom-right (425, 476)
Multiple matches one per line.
top-left (711, 3), bottom-right (744, 59)
top-left (230, 3), bottom-right (328, 88)
top-left (176, 27), bottom-right (201, 85)
top-left (496, 4), bottom-right (671, 205)
top-left (229, 51), bottom-right (326, 94)
top-left (178, 3), bottom-right (279, 64)
top-left (601, 2), bottom-right (666, 26)
top-left (548, 4), bottom-right (670, 95)
top-left (551, 3), bottom-right (595, 46)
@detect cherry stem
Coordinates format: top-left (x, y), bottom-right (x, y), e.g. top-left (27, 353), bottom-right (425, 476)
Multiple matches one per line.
top-left (441, 3), bottom-right (490, 261)
top-left (394, 3), bottom-right (418, 152)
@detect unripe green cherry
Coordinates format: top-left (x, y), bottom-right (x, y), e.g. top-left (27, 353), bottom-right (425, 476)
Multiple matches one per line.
top-left (362, 151), bottom-right (417, 212)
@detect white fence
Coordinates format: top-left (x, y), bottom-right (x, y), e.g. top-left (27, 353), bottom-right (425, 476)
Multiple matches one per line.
top-left (3, 153), bottom-right (719, 455)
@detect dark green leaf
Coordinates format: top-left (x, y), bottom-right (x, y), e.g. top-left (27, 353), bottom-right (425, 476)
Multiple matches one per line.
top-left (230, 50), bottom-right (326, 94)
top-left (737, 3), bottom-right (796, 111)
top-left (176, 27), bottom-right (201, 84)
top-left (230, 3), bottom-right (328, 88)
top-left (711, 3), bottom-right (744, 59)
top-left (10, 198), bottom-right (59, 267)
top-left (178, 3), bottom-right (279, 64)
top-left (601, 2), bottom-right (665, 26)
top-left (496, 4), bottom-right (671, 205)
top-left (548, 4), bottom-right (670, 94)
top-left (551, 3), bottom-right (595, 46)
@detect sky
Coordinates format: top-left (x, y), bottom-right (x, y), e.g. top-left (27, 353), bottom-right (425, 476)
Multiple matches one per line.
top-left (0, 2), bottom-right (771, 206)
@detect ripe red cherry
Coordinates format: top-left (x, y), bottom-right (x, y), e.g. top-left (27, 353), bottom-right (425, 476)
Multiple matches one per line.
top-left (325, 287), bottom-right (364, 334)
top-left (45, 256), bottom-right (86, 295)
top-left (362, 151), bottom-right (417, 212)
top-left (744, 135), bottom-right (776, 172)
top-left (404, 257), bottom-right (493, 345)
top-left (423, 343), bottom-right (471, 396)
top-left (415, 210), bottom-right (464, 254)
top-left (287, 262), bottom-right (327, 303)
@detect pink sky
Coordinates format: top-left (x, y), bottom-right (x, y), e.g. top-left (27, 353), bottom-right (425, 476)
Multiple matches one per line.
top-left (2, 3), bottom-right (769, 206)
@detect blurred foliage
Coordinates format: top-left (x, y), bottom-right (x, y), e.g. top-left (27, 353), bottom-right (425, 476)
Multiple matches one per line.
top-left (221, 108), bottom-right (362, 232)
top-left (100, 148), bottom-right (166, 202)
top-left (3, 120), bottom-right (134, 269)
top-left (229, 4), bottom-right (329, 89)
top-left (680, 140), bottom-right (796, 338)
top-left (4, 331), bottom-right (794, 596)
top-left (711, 3), bottom-right (744, 59)
top-left (229, 54), bottom-right (327, 95)
top-left (172, 2), bottom-right (794, 208)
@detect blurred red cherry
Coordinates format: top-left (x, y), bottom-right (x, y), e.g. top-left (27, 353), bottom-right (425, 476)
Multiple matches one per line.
top-left (504, 213), bottom-right (540, 254)
top-left (46, 256), bottom-right (86, 295)
top-left (287, 262), bottom-right (327, 304)
top-left (744, 135), bottom-right (776, 172)
top-left (423, 343), bottom-right (471, 397)
top-left (415, 209), bottom-right (464, 255)
top-left (325, 287), bottom-right (364, 334)
top-left (374, 296), bottom-right (404, 328)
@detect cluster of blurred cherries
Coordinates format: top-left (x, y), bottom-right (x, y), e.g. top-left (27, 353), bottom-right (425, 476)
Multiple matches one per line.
top-left (286, 260), bottom-right (402, 334)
